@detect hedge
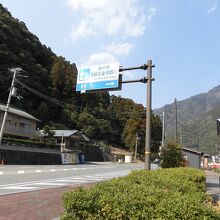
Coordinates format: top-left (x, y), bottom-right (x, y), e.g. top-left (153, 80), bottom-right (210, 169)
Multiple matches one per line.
top-left (61, 168), bottom-right (220, 219)
top-left (2, 137), bottom-right (59, 149)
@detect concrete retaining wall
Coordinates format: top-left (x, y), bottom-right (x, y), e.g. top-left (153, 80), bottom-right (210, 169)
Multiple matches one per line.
top-left (0, 145), bottom-right (62, 165)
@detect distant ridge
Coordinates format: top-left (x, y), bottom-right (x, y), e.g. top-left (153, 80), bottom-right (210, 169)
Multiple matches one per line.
top-left (154, 85), bottom-right (220, 154)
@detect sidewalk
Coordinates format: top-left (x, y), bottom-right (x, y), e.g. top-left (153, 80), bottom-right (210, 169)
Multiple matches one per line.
top-left (0, 183), bottom-right (93, 220)
top-left (0, 186), bottom-right (69, 220)
top-left (205, 170), bottom-right (220, 201)
top-left (0, 170), bottom-right (218, 220)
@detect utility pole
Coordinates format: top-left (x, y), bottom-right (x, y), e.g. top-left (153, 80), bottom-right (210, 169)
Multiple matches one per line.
top-left (174, 98), bottom-right (178, 141)
top-left (0, 68), bottom-right (22, 145)
top-left (134, 133), bottom-right (141, 162)
top-left (134, 133), bottom-right (138, 163)
top-left (145, 60), bottom-right (154, 170)
top-left (162, 111), bottom-right (165, 148)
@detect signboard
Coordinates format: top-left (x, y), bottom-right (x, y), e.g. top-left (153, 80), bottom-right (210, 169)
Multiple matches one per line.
top-left (76, 63), bottom-right (120, 92)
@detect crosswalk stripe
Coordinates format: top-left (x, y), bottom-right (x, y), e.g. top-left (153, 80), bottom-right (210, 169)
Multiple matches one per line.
top-left (2, 186), bottom-right (38, 190)
top-left (66, 179), bottom-right (88, 183)
top-left (17, 171), bottom-right (24, 174)
top-left (56, 179), bottom-right (84, 183)
top-left (0, 171), bottom-right (4, 175)
top-left (34, 182), bottom-right (66, 186)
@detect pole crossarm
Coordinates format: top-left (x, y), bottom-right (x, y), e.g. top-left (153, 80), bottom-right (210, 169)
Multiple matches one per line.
top-left (119, 64), bottom-right (155, 72)
top-left (121, 77), bottom-right (155, 84)
top-left (119, 64), bottom-right (147, 72)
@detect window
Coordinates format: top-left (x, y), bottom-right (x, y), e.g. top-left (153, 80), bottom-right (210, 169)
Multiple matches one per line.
top-left (19, 122), bottom-right (25, 128)
top-left (6, 120), bottom-right (11, 126)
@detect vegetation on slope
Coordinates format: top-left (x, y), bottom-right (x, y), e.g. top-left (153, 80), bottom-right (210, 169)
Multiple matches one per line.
top-left (154, 85), bottom-right (220, 154)
top-left (0, 3), bottom-right (162, 157)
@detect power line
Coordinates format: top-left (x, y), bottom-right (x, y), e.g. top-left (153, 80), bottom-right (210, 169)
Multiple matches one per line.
top-left (0, 88), bottom-right (10, 98)
top-left (15, 79), bottom-right (153, 120)
top-left (177, 121), bottom-right (198, 137)
top-left (15, 79), bottom-right (64, 107)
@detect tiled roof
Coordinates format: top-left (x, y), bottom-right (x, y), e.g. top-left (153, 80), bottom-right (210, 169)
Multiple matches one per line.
top-left (0, 104), bottom-right (40, 121)
top-left (38, 129), bottom-right (90, 141)
top-left (53, 130), bottom-right (78, 137)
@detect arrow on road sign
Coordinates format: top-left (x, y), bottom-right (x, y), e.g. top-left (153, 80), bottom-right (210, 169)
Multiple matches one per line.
top-left (105, 82), bottom-right (115, 86)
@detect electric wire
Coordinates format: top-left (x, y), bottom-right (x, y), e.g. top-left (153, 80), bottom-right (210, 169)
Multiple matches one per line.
top-left (177, 121), bottom-right (199, 137)
top-left (15, 79), bottom-right (64, 107)
top-left (14, 79), bottom-right (150, 119)
top-left (0, 88), bottom-right (10, 98)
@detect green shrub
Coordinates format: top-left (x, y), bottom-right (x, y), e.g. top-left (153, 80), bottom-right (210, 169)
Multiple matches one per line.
top-left (160, 140), bottom-right (183, 168)
top-left (61, 168), bottom-right (220, 220)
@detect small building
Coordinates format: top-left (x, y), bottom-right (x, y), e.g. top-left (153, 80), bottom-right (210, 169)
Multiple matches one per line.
top-left (38, 130), bottom-right (89, 164)
top-left (38, 129), bottom-right (90, 150)
top-left (111, 147), bottom-right (132, 163)
top-left (182, 148), bottom-right (203, 169)
top-left (0, 104), bottom-right (40, 139)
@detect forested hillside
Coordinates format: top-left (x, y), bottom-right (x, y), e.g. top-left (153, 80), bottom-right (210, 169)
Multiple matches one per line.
top-left (0, 3), bottom-right (161, 155)
top-left (154, 85), bottom-right (220, 154)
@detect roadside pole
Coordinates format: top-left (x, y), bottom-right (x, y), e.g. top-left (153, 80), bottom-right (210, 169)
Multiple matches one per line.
top-left (162, 111), bottom-right (165, 148)
top-left (145, 60), bottom-right (154, 170)
top-left (76, 60), bottom-right (155, 170)
top-left (134, 133), bottom-right (138, 162)
top-left (0, 68), bottom-right (22, 145)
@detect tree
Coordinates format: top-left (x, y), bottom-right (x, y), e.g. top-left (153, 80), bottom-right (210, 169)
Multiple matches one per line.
top-left (122, 118), bottom-right (143, 152)
top-left (78, 111), bottom-right (98, 138)
top-left (43, 125), bottom-right (55, 145)
top-left (160, 140), bottom-right (183, 168)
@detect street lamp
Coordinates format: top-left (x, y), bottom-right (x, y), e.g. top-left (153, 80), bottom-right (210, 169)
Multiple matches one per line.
top-left (0, 68), bottom-right (23, 144)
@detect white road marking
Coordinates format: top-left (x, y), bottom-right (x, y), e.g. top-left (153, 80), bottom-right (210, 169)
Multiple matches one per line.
top-left (56, 179), bottom-right (87, 183)
top-left (0, 171), bottom-right (4, 175)
top-left (36, 170), bottom-right (42, 173)
top-left (17, 171), bottom-right (24, 174)
top-left (34, 182), bottom-right (66, 186)
top-left (50, 169), bottom-right (56, 172)
top-left (2, 186), bottom-right (37, 190)
top-left (0, 169), bottom-right (127, 195)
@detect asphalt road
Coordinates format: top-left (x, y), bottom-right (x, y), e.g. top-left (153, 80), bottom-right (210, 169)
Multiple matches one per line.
top-left (0, 162), bottom-right (157, 195)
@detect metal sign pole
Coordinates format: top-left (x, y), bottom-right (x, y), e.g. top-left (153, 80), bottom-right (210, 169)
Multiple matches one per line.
top-left (77, 61), bottom-right (155, 170)
top-left (145, 60), bottom-right (154, 170)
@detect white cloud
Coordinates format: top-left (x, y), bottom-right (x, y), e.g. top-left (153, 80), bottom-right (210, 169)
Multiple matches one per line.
top-left (105, 42), bottom-right (134, 57)
top-left (147, 7), bottom-right (156, 22)
top-left (70, 20), bottom-right (97, 40)
top-left (67, 0), bottom-right (155, 40)
top-left (82, 52), bottom-right (117, 66)
top-left (207, 1), bottom-right (218, 13)
top-left (80, 41), bottom-right (133, 67)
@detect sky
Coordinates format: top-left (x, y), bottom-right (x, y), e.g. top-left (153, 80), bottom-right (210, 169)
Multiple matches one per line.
top-left (1, 0), bottom-right (220, 109)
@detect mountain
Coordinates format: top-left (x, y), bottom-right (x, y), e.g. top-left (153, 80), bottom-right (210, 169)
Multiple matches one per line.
top-left (154, 85), bottom-right (220, 154)
top-left (0, 3), bottom-right (162, 153)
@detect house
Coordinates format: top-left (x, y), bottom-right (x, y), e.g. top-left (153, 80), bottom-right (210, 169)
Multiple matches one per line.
top-left (0, 104), bottom-right (40, 139)
top-left (182, 147), bottom-right (203, 169)
top-left (38, 129), bottom-right (90, 150)
top-left (38, 129), bottom-right (90, 164)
